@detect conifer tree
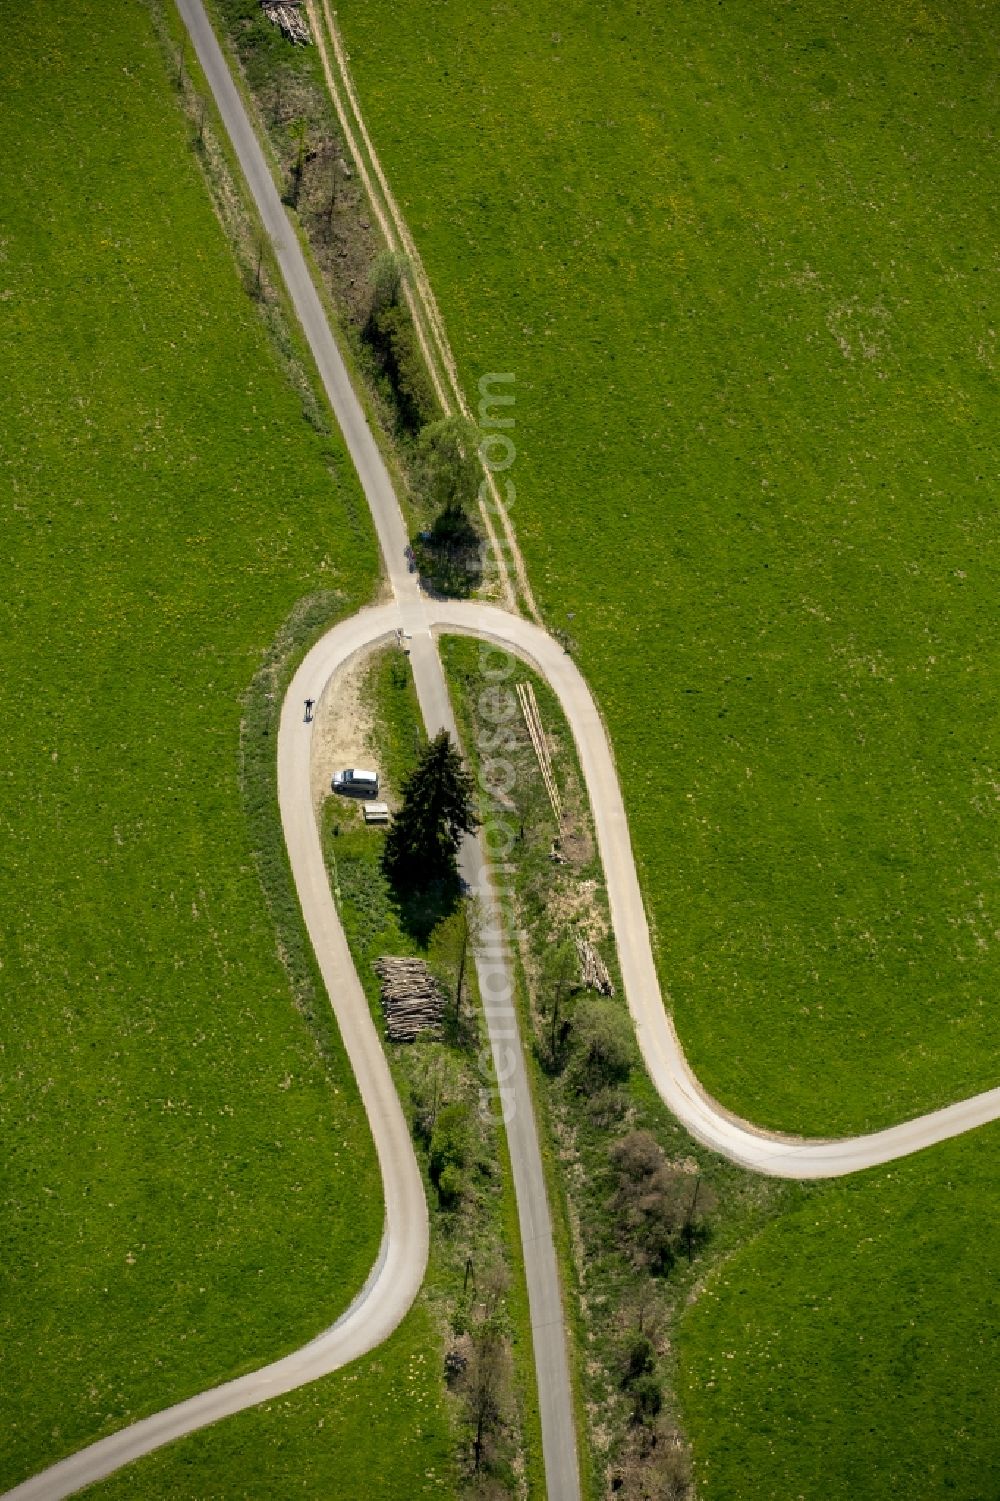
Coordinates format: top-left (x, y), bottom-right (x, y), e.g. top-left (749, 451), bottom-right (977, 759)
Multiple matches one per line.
top-left (383, 730), bottom-right (479, 884)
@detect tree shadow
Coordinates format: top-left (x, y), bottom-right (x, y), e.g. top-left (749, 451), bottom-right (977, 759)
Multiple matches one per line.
top-left (362, 303), bottom-right (436, 435)
top-left (410, 507), bottom-right (483, 599)
top-left (389, 869), bottom-right (463, 946)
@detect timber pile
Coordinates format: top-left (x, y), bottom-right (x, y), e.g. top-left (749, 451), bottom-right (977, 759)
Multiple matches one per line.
top-left (374, 956), bottom-right (446, 1042)
top-left (516, 680), bottom-right (562, 822)
top-left (576, 937), bottom-right (615, 996)
top-left (261, 0), bottom-right (311, 45)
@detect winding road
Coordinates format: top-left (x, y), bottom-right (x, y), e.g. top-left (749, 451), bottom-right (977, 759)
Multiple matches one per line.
top-left (7, 3), bottom-right (999, 1498)
top-left (11, 595), bottom-right (999, 1501)
top-left (285, 601), bottom-right (1000, 1190)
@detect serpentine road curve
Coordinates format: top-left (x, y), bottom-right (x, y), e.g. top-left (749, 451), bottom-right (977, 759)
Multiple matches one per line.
top-left (292, 599), bottom-right (1000, 1182)
top-left (9, 598), bottom-right (999, 1501)
top-left (8, 0), bottom-right (998, 1491)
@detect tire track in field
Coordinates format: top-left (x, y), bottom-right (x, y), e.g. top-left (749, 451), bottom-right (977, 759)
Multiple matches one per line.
top-left (307, 0), bottom-right (542, 625)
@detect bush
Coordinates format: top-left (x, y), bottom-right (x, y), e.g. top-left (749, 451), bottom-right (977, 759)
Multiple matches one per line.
top-left (607, 1132), bottom-right (717, 1273)
top-left (414, 415), bottom-right (482, 513)
top-left (629, 1372), bottom-right (663, 1424)
top-left (362, 301), bottom-right (437, 433)
top-left (608, 1131), bottom-right (693, 1274)
top-left (408, 1042), bottom-right (462, 1143)
top-left (609, 1130), bottom-right (663, 1182)
top-left (368, 248), bottom-right (408, 313)
top-left (429, 1099), bottom-right (470, 1206)
top-left (622, 1332), bottom-right (656, 1387)
top-left (568, 998), bottom-right (635, 1094)
top-left (584, 1084), bottom-right (629, 1126)
top-left (437, 1161), bottom-right (464, 1209)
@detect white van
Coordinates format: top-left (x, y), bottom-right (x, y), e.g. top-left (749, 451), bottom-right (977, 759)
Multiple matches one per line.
top-left (331, 767), bottom-right (379, 798)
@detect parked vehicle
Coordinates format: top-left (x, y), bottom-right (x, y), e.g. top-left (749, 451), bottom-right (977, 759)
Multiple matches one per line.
top-left (331, 767), bottom-right (379, 798)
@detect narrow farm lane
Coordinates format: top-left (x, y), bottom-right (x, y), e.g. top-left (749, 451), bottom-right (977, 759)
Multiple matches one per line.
top-left (9, 593), bottom-right (1000, 1499)
top-left (173, 2), bottom-right (581, 1495)
top-left (45, 3), bottom-right (576, 1499)
top-left (8, 4), bottom-right (1000, 1499)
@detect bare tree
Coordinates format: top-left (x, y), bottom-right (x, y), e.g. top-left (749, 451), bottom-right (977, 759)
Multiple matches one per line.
top-left (288, 118), bottom-right (309, 208)
top-left (683, 1175), bottom-right (704, 1261)
top-left (465, 1320), bottom-right (512, 1473)
top-left (477, 1260), bottom-right (510, 1321)
top-left (543, 934), bottom-right (579, 1061)
top-left (431, 897), bottom-right (479, 1023)
top-left (621, 1278), bottom-right (663, 1342)
top-left (608, 1131), bottom-right (696, 1272)
top-left (617, 1424), bottom-right (693, 1500)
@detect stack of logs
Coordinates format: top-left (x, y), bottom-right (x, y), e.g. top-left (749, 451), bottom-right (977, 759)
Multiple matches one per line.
top-left (261, 0), bottom-right (311, 45)
top-left (374, 957), bottom-right (446, 1042)
top-left (576, 937), bottom-right (615, 996)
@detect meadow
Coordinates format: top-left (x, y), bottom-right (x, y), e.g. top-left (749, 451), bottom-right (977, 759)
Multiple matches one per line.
top-left (97, 646), bottom-right (544, 1497)
top-left (334, 0), bottom-right (998, 1138)
top-left (442, 635), bottom-right (1000, 1499)
top-left (0, 0), bottom-right (393, 1487)
top-left (678, 1124), bottom-right (1000, 1500)
top-left (327, 7), bottom-right (999, 1494)
top-left (3, 0), bottom-right (994, 1495)
top-left (90, 1303), bottom-right (457, 1501)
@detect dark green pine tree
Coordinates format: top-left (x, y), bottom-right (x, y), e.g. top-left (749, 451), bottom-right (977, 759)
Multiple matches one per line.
top-left (383, 730), bottom-right (479, 884)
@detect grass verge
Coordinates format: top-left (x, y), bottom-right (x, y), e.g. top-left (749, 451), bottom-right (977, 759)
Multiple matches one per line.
top-left (0, 1), bottom-right (383, 1487)
top-left (677, 1124), bottom-right (1000, 1501)
top-left (89, 1303), bottom-right (456, 1501)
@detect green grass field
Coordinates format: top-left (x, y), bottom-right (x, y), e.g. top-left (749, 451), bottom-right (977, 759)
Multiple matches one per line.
top-left (678, 1124), bottom-right (1000, 1500)
top-left (334, 0), bottom-right (998, 1138)
top-left (5, 1), bottom-right (996, 1496)
top-left (441, 634), bottom-right (1000, 1499)
top-left (0, 0), bottom-right (389, 1487)
top-left (89, 1303), bottom-right (457, 1501)
top-left (103, 645), bottom-right (548, 1498)
top-left (316, 12), bottom-right (998, 1491)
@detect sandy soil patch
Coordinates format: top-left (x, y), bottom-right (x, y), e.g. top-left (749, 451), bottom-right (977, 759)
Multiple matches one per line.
top-left (310, 645), bottom-right (379, 819)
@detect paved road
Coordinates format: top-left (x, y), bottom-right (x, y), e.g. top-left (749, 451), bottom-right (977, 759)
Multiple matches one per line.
top-left (180, 3), bottom-right (579, 1496)
top-left (11, 595), bottom-right (1000, 1500)
top-left (171, 1), bottom-right (580, 1492)
top-left (5, 4), bottom-right (577, 1501)
top-left (287, 601), bottom-right (1000, 1187)
top-left (9, 5), bottom-right (998, 1498)
top-left (428, 605), bottom-right (1000, 1177)
top-left (300, 603), bottom-right (1000, 1183)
